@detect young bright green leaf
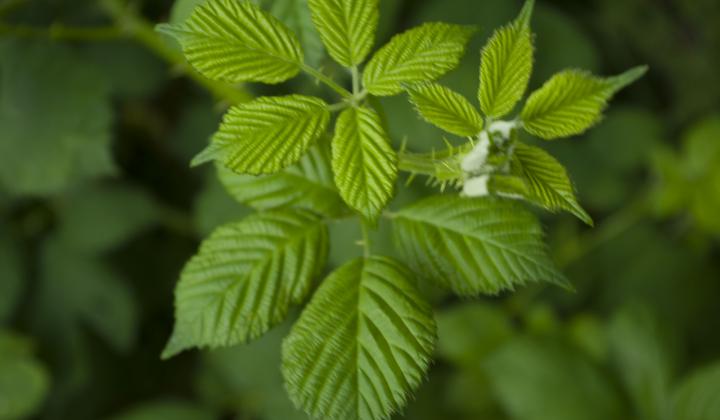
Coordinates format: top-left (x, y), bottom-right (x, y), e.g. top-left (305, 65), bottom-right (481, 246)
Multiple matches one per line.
top-left (672, 361), bottom-right (720, 420)
top-left (282, 256), bottom-right (436, 420)
top-left (512, 142), bottom-right (593, 225)
top-left (331, 106), bottom-right (398, 221)
top-left (192, 95), bottom-right (330, 175)
top-left (393, 195), bottom-right (569, 295)
top-left (218, 142), bottom-right (347, 217)
top-left (163, 209), bottom-right (328, 358)
top-left (521, 66), bottom-right (648, 139)
top-left (157, 0), bottom-right (303, 84)
top-left (407, 82), bottom-right (484, 137)
top-left (308, 0), bottom-right (378, 66)
top-left (478, 0), bottom-right (534, 118)
top-left (363, 23), bottom-right (476, 96)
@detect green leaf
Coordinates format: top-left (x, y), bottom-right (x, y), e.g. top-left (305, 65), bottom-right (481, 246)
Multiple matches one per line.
top-left (0, 233), bottom-right (22, 323)
top-left (0, 40), bottom-right (114, 196)
top-left (109, 400), bottom-right (215, 420)
top-left (511, 142), bottom-right (593, 225)
top-left (271, 0), bottom-right (325, 66)
top-left (436, 303), bottom-right (513, 367)
top-left (54, 183), bottom-right (161, 254)
top-left (218, 142), bottom-right (347, 217)
top-left (363, 23), bottom-right (476, 96)
top-left (199, 320), bottom-right (306, 420)
top-left (332, 106), bottom-right (397, 221)
top-left (393, 195), bottom-right (569, 295)
top-left (478, 0), bottom-right (534, 118)
top-left (308, 0), bottom-right (378, 66)
top-left (36, 239), bottom-right (139, 353)
top-left (163, 209), bottom-right (328, 358)
top-left (484, 338), bottom-right (626, 420)
top-left (672, 361), bottom-right (720, 420)
top-left (608, 305), bottom-right (674, 420)
top-left (158, 0), bottom-right (303, 84)
top-left (407, 82), bottom-right (484, 137)
top-left (192, 95), bottom-right (330, 175)
top-left (0, 332), bottom-right (49, 420)
top-left (521, 66), bottom-right (647, 139)
top-left (282, 256), bottom-right (436, 420)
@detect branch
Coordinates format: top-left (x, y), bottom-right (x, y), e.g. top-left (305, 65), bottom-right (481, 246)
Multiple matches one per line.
top-left (99, 0), bottom-right (250, 105)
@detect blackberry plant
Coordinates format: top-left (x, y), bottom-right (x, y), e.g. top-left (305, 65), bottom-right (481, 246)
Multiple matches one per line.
top-left (158, 0), bottom-right (645, 418)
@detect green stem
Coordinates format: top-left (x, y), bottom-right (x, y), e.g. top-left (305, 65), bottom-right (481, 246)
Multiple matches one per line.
top-left (301, 63), bottom-right (352, 98)
top-left (360, 219), bottom-right (372, 258)
top-left (0, 22), bottom-right (124, 40)
top-left (351, 66), bottom-right (360, 95)
top-left (99, 0), bottom-right (250, 105)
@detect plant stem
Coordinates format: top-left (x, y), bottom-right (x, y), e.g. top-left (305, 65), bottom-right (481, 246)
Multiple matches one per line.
top-left (301, 63), bottom-right (352, 98)
top-left (351, 66), bottom-right (360, 95)
top-left (99, 0), bottom-right (250, 105)
top-left (360, 219), bottom-right (372, 258)
top-left (0, 23), bottom-right (124, 40)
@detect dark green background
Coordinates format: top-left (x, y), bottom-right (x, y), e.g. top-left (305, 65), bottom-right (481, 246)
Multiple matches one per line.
top-left (1, 0), bottom-right (719, 419)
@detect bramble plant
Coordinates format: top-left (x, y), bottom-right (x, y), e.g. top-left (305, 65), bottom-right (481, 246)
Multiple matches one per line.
top-left (158, 0), bottom-right (645, 419)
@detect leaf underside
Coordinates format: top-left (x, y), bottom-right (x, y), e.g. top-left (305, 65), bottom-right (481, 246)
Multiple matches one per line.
top-left (218, 142), bottom-right (347, 217)
top-left (282, 256), bottom-right (436, 420)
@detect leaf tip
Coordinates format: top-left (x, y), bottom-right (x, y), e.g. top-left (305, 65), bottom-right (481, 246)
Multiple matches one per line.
top-left (190, 142), bottom-right (223, 168)
top-left (517, 0), bottom-right (536, 28)
top-left (160, 329), bottom-right (189, 360)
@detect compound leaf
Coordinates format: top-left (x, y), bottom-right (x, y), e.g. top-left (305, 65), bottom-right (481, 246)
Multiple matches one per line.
top-left (407, 82), bottom-right (483, 137)
top-left (393, 195), bottom-right (569, 295)
top-left (332, 106), bottom-right (397, 221)
top-left (158, 0), bottom-right (303, 84)
top-left (512, 142), bottom-right (592, 225)
top-left (479, 0), bottom-right (534, 118)
top-left (363, 23), bottom-right (476, 96)
top-left (521, 66), bottom-right (648, 139)
top-left (163, 209), bottom-right (328, 358)
top-left (218, 142), bottom-right (347, 217)
top-left (308, 0), bottom-right (378, 66)
top-left (282, 256), bottom-right (436, 420)
top-left (192, 95), bottom-right (330, 175)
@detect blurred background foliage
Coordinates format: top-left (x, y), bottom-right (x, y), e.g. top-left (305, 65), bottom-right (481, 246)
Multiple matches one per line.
top-left (0, 0), bottom-right (719, 419)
